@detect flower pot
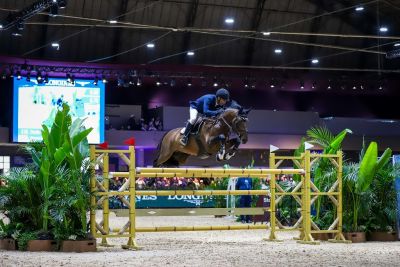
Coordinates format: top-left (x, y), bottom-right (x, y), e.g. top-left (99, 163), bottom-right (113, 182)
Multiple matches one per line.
top-left (0, 239), bottom-right (16, 250)
top-left (367, 232), bottom-right (398, 242)
top-left (27, 240), bottom-right (57, 252)
top-left (61, 240), bottom-right (97, 253)
top-left (344, 232), bottom-right (366, 243)
top-left (311, 233), bottom-right (332, 241)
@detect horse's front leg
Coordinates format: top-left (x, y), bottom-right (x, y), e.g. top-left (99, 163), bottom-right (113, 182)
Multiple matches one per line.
top-left (224, 137), bottom-right (241, 160)
top-left (208, 134), bottom-right (227, 161)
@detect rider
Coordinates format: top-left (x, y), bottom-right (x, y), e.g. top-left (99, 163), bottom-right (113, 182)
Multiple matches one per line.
top-left (179, 88), bottom-right (230, 146)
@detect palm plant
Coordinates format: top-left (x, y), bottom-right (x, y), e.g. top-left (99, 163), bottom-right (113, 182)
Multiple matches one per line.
top-left (342, 141), bottom-right (392, 232)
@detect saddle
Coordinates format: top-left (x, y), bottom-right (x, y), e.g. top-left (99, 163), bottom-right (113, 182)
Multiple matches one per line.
top-left (190, 116), bottom-right (215, 135)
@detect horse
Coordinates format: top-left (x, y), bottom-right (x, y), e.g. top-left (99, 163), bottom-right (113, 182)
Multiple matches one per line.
top-left (153, 108), bottom-right (250, 167)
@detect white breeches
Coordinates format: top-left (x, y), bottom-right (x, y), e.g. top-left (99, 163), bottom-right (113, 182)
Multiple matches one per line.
top-left (180, 107), bottom-right (199, 133)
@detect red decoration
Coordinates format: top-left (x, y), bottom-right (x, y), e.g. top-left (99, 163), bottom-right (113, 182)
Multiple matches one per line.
top-left (98, 141), bottom-right (109, 149)
top-left (124, 137), bottom-right (136, 146)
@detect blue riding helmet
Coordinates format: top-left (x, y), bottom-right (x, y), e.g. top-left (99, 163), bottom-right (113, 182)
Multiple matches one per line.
top-left (215, 88), bottom-right (230, 100)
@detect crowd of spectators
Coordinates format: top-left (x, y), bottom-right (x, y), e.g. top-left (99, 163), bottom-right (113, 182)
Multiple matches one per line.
top-left (105, 114), bottom-right (163, 131)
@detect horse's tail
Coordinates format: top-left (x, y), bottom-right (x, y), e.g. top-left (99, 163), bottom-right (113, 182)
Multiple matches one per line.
top-left (153, 131), bottom-right (169, 167)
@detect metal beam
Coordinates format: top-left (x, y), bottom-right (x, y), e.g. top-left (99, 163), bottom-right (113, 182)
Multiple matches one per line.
top-left (180, 0), bottom-right (199, 63)
top-left (244, 0), bottom-right (267, 66)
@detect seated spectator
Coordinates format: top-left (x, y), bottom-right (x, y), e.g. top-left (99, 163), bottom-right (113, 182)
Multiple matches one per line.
top-left (148, 118), bottom-right (157, 131)
top-left (140, 119), bottom-right (148, 131)
top-left (127, 114), bottom-right (138, 130)
top-left (154, 117), bottom-right (163, 131)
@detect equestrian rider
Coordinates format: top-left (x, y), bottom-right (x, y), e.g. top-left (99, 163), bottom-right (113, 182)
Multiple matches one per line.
top-left (179, 88), bottom-right (230, 146)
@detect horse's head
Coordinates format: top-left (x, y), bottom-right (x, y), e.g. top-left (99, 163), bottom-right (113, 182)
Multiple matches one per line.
top-left (220, 108), bottom-right (251, 144)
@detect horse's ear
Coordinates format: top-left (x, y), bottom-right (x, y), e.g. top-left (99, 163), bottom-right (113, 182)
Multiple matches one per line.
top-left (243, 107), bottom-right (252, 115)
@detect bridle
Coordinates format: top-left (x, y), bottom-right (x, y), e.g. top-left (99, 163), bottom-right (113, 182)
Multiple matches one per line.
top-left (219, 114), bottom-right (247, 136)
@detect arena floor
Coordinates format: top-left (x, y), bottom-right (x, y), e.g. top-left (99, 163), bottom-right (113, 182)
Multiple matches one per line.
top-left (1, 213), bottom-right (400, 267)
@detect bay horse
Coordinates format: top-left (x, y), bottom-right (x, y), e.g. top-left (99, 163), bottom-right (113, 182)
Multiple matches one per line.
top-left (153, 108), bottom-right (250, 167)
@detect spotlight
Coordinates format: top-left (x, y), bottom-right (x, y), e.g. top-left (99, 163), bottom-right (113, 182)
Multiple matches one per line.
top-left (274, 49), bottom-right (282, 54)
top-left (244, 77), bottom-right (249, 88)
top-left (270, 78), bottom-right (276, 88)
top-left (378, 85), bottom-right (383, 90)
top-left (136, 77), bottom-right (142, 86)
top-left (93, 77), bottom-right (99, 86)
top-left (17, 71), bottom-right (22, 80)
top-left (213, 77), bottom-right (218, 87)
top-left (262, 32), bottom-right (271, 36)
top-left (312, 81), bottom-right (317, 89)
top-left (352, 85), bottom-right (356, 90)
top-left (394, 43), bottom-right (400, 47)
top-left (102, 75), bottom-right (107, 83)
top-left (156, 76), bottom-right (161, 86)
top-left (51, 42), bottom-right (60, 50)
top-left (1, 71), bottom-right (6, 80)
top-left (187, 51), bottom-right (195, 56)
top-left (300, 80), bottom-right (304, 89)
top-left (355, 6), bottom-right (364, 11)
top-left (0, 24), bottom-right (3, 29)
top-left (379, 27), bottom-right (388, 32)
top-left (327, 85), bottom-right (331, 90)
top-left (311, 59), bottom-right (319, 64)
top-left (146, 43), bottom-right (155, 48)
top-left (108, 20), bottom-right (118, 24)
top-left (187, 78), bottom-right (192, 87)
top-left (225, 18), bottom-right (235, 24)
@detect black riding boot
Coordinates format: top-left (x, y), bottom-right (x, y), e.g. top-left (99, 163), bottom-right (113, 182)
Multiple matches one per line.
top-left (180, 122), bottom-right (194, 146)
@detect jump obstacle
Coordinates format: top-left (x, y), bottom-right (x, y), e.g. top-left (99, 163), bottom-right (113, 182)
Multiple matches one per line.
top-left (89, 146), bottom-right (350, 250)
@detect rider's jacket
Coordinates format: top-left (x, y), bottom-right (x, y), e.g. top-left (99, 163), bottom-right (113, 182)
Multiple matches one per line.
top-left (189, 94), bottom-right (223, 117)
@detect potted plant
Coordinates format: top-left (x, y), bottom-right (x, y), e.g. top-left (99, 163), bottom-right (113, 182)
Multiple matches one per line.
top-left (0, 104), bottom-right (95, 252)
top-left (343, 141), bottom-right (392, 243)
top-left (366, 162), bottom-right (399, 241)
top-left (0, 219), bottom-right (16, 250)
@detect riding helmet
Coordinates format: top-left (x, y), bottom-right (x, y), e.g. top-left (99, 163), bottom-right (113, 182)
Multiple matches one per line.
top-left (215, 88), bottom-right (230, 100)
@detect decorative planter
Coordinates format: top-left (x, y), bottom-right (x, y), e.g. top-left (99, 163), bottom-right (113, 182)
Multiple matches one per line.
top-left (344, 232), bottom-right (366, 243)
top-left (367, 232), bottom-right (398, 242)
top-left (27, 240), bottom-right (57, 252)
top-left (311, 233), bottom-right (332, 241)
top-left (61, 240), bottom-right (97, 253)
top-left (0, 239), bottom-right (16, 250)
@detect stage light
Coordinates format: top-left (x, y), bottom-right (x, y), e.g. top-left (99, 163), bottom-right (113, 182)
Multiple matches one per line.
top-left (187, 51), bottom-right (195, 56)
top-left (93, 77), bottom-right (99, 86)
top-left (379, 27), bottom-right (388, 32)
top-left (51, 42), bottom-right (60, 50)
top-left (147, 43), bottom-right (155, 48)
top-left (225, 18), bottom-right (234, 24)
top-left (311, 59), bottom-right (319, 64)
top-left (274, 49), bottom-right (282, 54)
top-left (102, 75), bottom-right (107, 83)
top-left (17, 71), bottom-right (22, 80)
top-left (355, 6), bottom-right (364, 11)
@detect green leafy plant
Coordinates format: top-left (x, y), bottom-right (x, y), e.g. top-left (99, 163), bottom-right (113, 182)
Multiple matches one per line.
top-left (343, 141), bottom-right (392, 232)
top-left (16, 232), bottom-right (37, 251)
top-left (0, 103), bottom-right (93, 242)
top-left (306, 126), bottom-right (352, 220)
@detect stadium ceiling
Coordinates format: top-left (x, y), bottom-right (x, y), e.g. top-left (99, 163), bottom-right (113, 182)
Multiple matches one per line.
top-left (0, 0), bottom-right (399, 71)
